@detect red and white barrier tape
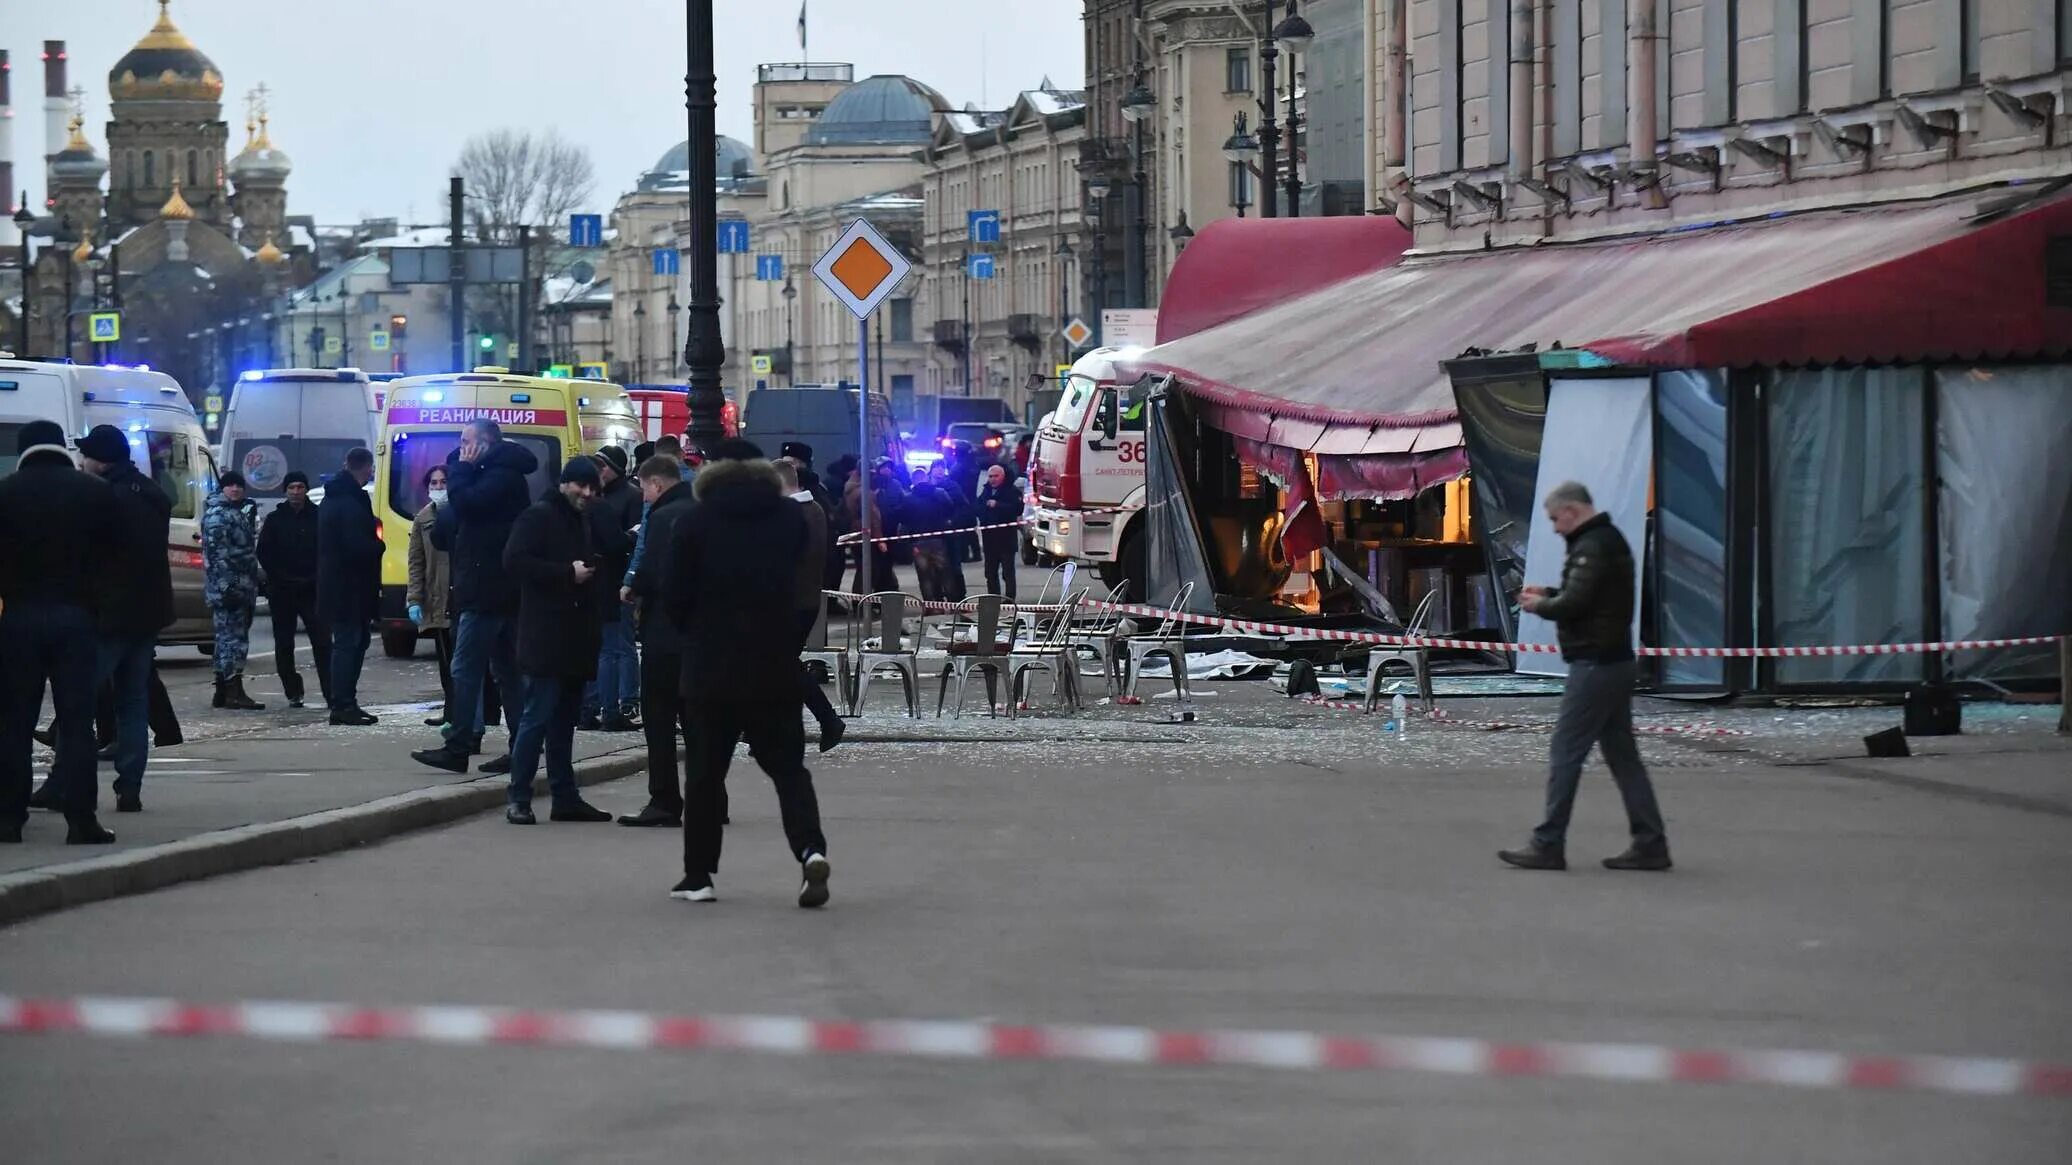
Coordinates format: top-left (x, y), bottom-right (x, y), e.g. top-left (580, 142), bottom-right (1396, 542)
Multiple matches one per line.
top-left (1080, 600), bottom-right (2065, 660)
top-left (1295, 696), bottom-right (1750, 737)
top-left (838, 517), bottom-right (1030, 546)
top-left (824, 590), bottom-right (1067, 616)
top-left (3, 995), bottom-right (2063, 1099)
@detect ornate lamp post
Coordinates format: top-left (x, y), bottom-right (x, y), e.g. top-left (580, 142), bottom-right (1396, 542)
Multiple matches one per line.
top-left (681, 0), bottom-right (725, 449)
top-left (1223, 113), bottom-right (1261, 218)
top-left (1274, 1), bottom-right (1314, 217)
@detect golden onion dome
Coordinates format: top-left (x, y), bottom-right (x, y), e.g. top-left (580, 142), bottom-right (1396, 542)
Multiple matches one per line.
top-left (109, 2), bottom-right (224, 104)
top-left (255, 232), bottom-right (286, 265)
top-left (159, 175), bottom-right (197, 221)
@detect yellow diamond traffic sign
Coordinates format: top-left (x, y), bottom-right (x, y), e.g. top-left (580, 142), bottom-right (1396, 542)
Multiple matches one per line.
top-left (1062, 317), bottom-right (1093, 348)
top-left (811, 218), bottom-right (912, 320)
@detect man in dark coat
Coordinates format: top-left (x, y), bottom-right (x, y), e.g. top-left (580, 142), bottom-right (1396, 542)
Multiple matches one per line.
top-left (0, 421), bottom-right (122, 844)
top-left (1501, 481), bottom-right (1670, 873)
top-left (617, 455), bottom-right (699, 828)
top-left (665, 441), bottom-right (830, 907)
top-left (257, 470), bottom-right (332, 709)
top-left (318, 448), bottom-right (383, 726)
top-left (498, 457), bottom-right (613, 825)
top-left (900, 476), bottom-right (965, 602)
top-left (975, 463), bottom-right (1024, 599)
top-left (583, 446), bottom-right (645, 731)
top-left (75, 425), bottom-right (174, 813)
top-left (775, 457), bottom-right (844, 752)
top-left (412, 420), bottom-right (538, 773)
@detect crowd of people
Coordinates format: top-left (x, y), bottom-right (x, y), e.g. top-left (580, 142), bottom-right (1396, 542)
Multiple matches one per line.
top-left (837, 443), bottom-right (1026, 603)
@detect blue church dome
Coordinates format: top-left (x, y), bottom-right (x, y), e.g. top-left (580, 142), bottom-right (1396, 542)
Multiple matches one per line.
top-left (804, 75), bottom-right (944, 146)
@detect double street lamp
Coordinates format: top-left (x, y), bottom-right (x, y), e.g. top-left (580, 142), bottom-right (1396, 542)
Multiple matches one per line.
top-left (1272, 1), bottom-right (1314, 217)
top-left (10, 193), bottom-right (34, 355)
top-left (1223, 113), bottom-right (1261, 218)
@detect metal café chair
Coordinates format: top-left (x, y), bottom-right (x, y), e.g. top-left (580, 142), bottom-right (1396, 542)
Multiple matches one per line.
top-left (1014, 560), bottom-right (1076, 641)
top-left (852, 592), bottom-right (922, 718)
top-left (1362, 590), bottom-right (1438, 715)
top-left (1066, 579), bottom-right (1131, 696)
top-left (1121, 582), bottom-right (1197, 702)
top-left (800, 596), bottom-right (855, 715)
top-left (1008, 590), bottom-right (1086, 717)
top-left (935, 594), bottom-right (1014, 717)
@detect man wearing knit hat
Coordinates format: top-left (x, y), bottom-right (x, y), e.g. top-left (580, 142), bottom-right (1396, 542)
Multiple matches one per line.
top-left (203, 470), bottom-right (267, 711)
top-left (0, 421), bottom-right (123, 844)
top-left (257, 470), bottom-right (331, 710)
top-left (496, 456), bottom-right (614, 824)
top-left (76, 424), bottom-right (175, 812)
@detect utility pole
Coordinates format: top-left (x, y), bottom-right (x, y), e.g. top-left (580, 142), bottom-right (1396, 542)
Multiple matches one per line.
top-left (447, 176), bottom-right (465, 372)
top-left (959, 249), bottom-right (971, 396)
top-left (517, 225), bottom-right (535, 372)
top-left (682, 0), bottom-right (727, 450)
top-left (1125, 0), bottom-right (1148, 308)
top-left (1259, 0), bottom-right (1281, 219)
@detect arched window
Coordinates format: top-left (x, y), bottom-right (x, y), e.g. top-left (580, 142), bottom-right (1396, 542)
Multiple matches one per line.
top-left (187, 149), bottom-right (199, 189)
top-left (143, 151), bottom-right (156, 188)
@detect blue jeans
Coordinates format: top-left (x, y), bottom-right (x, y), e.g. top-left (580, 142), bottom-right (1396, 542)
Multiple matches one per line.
top-left (97, 633), bottom-right (157, 797)
top-left (448, 610), bottom-right (520, 752)
top-left (586, 620), bottom-right (639, 717)
top-left (1, 603), bottom-right (100, 822)
top-left (328, 618), bottom-right (371, 713)
top-left (508, 675), bottom-right (583, 808)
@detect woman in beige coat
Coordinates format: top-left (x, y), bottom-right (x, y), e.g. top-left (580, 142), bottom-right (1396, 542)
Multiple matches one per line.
top-left (406, 464), bottom-right (454, 727)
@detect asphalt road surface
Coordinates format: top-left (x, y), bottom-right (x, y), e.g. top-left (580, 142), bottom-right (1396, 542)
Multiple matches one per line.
top-left (3, 734), bottom-right (2067, 1163)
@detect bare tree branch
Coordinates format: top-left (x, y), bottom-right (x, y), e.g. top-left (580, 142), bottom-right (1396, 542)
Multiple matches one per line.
top-left (453, 128), bottom-right (595, 243)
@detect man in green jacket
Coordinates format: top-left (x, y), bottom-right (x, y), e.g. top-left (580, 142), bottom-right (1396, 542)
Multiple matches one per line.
top-left (1500, 481), bottom-right (1670, 872)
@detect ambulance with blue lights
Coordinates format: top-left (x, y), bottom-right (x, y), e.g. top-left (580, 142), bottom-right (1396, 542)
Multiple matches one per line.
top-left (370, 368), bottom-right (640, 657)
top-left (221, 367), bottom-right (382, 519)
top-left (0, 357), bottom-right (217, 646)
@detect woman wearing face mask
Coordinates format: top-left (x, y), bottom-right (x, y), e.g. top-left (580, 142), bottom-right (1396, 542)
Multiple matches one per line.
top-left (407, 465), bottom-right (456, 728)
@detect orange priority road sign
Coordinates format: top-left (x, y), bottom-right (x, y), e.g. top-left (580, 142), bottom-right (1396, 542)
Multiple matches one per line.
top-left (811, 218), bottom-right (913, 320)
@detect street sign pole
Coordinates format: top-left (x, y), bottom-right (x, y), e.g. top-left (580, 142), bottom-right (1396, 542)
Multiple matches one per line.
top-left (857, 315), bottom-right (872, 594)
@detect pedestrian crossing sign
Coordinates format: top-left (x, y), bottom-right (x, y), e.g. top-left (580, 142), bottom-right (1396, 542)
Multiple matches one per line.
top-left (89, 311), bottom-right (122, 342)
top-left (751, 354), bottom-right (773, 375)
top-left (324, 335), bottom-right (342, 354)
top-left (369, 329), bottom-right (391, 352)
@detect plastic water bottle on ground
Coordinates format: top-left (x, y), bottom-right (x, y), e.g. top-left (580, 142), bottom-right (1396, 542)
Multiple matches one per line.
top-left (1391, 693), bottom-right (1408, 736)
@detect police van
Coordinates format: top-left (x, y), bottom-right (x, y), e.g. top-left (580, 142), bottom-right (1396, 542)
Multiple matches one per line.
top-left (221, 367), bottom-right (381, 519)
top-left (371, 368), bottom-right (639, 657)
top-left (0, 357), bottom-right (217, 646)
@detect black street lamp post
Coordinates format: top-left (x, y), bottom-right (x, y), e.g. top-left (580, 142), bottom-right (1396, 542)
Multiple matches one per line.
top-left (1275, 2), bottom-right (1313, 217)
top-left (1053, 234), bottom-right (1073, 368)
top-left (633, 298), bottom-right (648, 383)
top-left (664, 293), bottom-right (681, 377)
top-left (1085, 172), bottom-right (1110, 340)
top-left (1224, 113), bottom-right (1261, 218)
top-left (781, 276), bottom-right (796, 388)
top-left (681, 0), bottom-right (726, 451)
top-left (11, 192), bottom-right (34, 355)
top-left (1258, 0), bottom-right (1281, 219)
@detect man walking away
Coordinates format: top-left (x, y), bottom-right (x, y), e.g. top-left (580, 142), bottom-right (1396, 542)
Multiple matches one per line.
top-left (776, 457), bottom-right (845, 752)
top-left (203, 471), bottom-right (266, 711)
top-left (583, 446), bottom-right (644, 731)
top-left (667, 440), bottom-right (830, 907)
top-left (257, 470), bottom-right (332, 709)
top-left (1500, 481), bottom-right (1670, 872)
top-left (412, 420), bottom-right (536, 774)
top-left (619, 454), bottom-right (696, 827)
top-left (901, 473), bottom-right (960, 603)
top-left (500, 458), bottom-right (614, 825)
top-left (0, 421), bottom-right (122, 844)
top-left (319, 448), bottom-right (383, 726)
top-left (77, 425), bottom-right (174, 813)
top-left (977, 463), bottom-right (1023, 599)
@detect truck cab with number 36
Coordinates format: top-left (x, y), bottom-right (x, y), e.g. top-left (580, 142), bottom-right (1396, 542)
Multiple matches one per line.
top-left (1027, 348), bottom-right (1149, 599)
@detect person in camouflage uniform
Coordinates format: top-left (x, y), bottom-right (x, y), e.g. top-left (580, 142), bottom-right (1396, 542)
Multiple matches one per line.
top-left (202, 471), bottom-right (266, 711)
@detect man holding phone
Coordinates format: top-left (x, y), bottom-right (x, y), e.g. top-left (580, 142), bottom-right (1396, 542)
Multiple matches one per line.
top-left (495, 457), bottom-right (613, 825)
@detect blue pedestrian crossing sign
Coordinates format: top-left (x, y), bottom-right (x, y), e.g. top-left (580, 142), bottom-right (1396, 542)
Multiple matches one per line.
top-left (967, 209), bottom-right (1001, 244)
top-left (756, 254), bottom-right (785, 281)
top-left (369, 329), bottom-right (391, 352)
top-left (569, 214), bottom-right (604, 248)
top-left (717, 220), bottom-right (752, 254)
top-left (967, 253), bottom-right (996, 280)
top-left (652, 248), bottom-right (681, 276)
top-left (89, 311), bottom-right (122, 342)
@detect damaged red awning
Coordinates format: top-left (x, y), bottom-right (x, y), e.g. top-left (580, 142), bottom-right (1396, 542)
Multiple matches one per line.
top-left (1154, 215), bottom-right (1413, 346)
top-left (1130, 189), bottom-right (2072, 446)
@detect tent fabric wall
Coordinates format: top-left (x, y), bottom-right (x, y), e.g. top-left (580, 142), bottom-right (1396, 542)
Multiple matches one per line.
top-left (1517, 377), bottom-right (1655, 678)
top-left (1935, 365), bottom-right (2072, 681)
top-left (1453, 375), bottom-right (1550, 645)
top-left (1142, 389), bottom-right (1221, 614)
top-left (1767, 369), bottom-right (1927, 685)
top-left (1653, 371), bottom-right (1731, 688)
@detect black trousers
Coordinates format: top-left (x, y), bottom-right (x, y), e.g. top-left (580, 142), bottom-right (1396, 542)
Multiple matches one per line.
top-left (793, 611), bottom-right (843, 733)
top-left (1531, 660), bottom-right (1668, 849)
top-left (683, 697), bottom-right (825, 880)
top-left (982, 537), bottom-right (1018, 598)
top-left (640, 649), bottom-right (690, 816)
top-left (270, 586), bottom-right (332, 704)
top-left (94, 667), bottom-right (180, 746)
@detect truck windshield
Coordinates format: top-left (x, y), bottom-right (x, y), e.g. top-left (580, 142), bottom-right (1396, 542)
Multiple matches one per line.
top-left (1052, 375), bottom-right (1099, 432)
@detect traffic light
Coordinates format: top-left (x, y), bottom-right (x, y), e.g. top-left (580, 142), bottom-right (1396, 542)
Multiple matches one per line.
top-left (390, 314), bottom-right (408, 339)
top-left (478, 335), bottom-right (495, 352)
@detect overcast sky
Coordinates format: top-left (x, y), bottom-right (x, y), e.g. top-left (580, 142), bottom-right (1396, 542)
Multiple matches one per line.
top-left (4, 0), bottom-right (1085, 226)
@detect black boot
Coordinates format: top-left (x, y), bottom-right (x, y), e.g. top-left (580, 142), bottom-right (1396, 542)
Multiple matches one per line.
top-left (66, 816), bottom-right (117, 845)
top-left (1603, 842), bottom-right (1673, 871)
top-left (282, 672), bottom-right (306, 709)
top-left (212, 678), bottom-right (228, 709)
top-left (225, 675), bottom-right (266, 711)
top-left (1497, 841), bottom-right (1567, 871)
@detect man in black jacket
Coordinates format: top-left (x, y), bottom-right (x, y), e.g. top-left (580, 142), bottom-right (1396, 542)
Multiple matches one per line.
top-left (74, 425), bottom-right (175, 813)
top-left (617, 455), bottom-right (698, 828)
top-left (666, 442), bottom-right (830, 907)
top-left (498, 457), bottom-right (613, 825)
top-left (257, 470), bottom-right (332, 709)
top-left (0, 421), bottom-right (122, 844)
top-left (412, 420), bottom-right (538, 773)
top-left (976, 463), bottom-right (1023, 599)
top-left (583, 446), bottom-right (644, 732)
top-left (318, 448), bottom-right (384, 726)
top-left (1500, 481), bottom-right (1670, 873)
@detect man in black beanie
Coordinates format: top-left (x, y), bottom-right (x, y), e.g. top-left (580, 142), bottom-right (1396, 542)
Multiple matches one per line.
top-left (75, 424), bottom-right (174, 812)
top-left (257, 469), bottom-right (331, 710)
top-left (0, 421), bottom-right (122, 844)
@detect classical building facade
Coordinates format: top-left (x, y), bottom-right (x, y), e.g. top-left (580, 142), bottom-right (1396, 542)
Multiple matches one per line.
top-left (1374, 0), bottom-right (2072, 248)
top-left (918, 86), bottom-right (1088, 407)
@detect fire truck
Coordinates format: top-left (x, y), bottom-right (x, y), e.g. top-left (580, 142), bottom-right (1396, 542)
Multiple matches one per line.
top-left (1026, 348), bottom-right (1148, 596)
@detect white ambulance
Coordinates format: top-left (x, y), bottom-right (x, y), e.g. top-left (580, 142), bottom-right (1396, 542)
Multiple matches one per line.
top-left (0, 357), bottom-right (218, 646)
top-left (1026, 348), bottom-right (1149, 595)
top-left (220, 368), bottom-right (381, 519)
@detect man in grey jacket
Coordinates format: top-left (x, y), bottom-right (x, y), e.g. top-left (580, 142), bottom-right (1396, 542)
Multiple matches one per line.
top-left (1499, 481), bottom-right (1670, 873)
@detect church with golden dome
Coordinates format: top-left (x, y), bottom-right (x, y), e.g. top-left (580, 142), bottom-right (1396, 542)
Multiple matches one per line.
top-left (21, 2), bottom-right (301, 390)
